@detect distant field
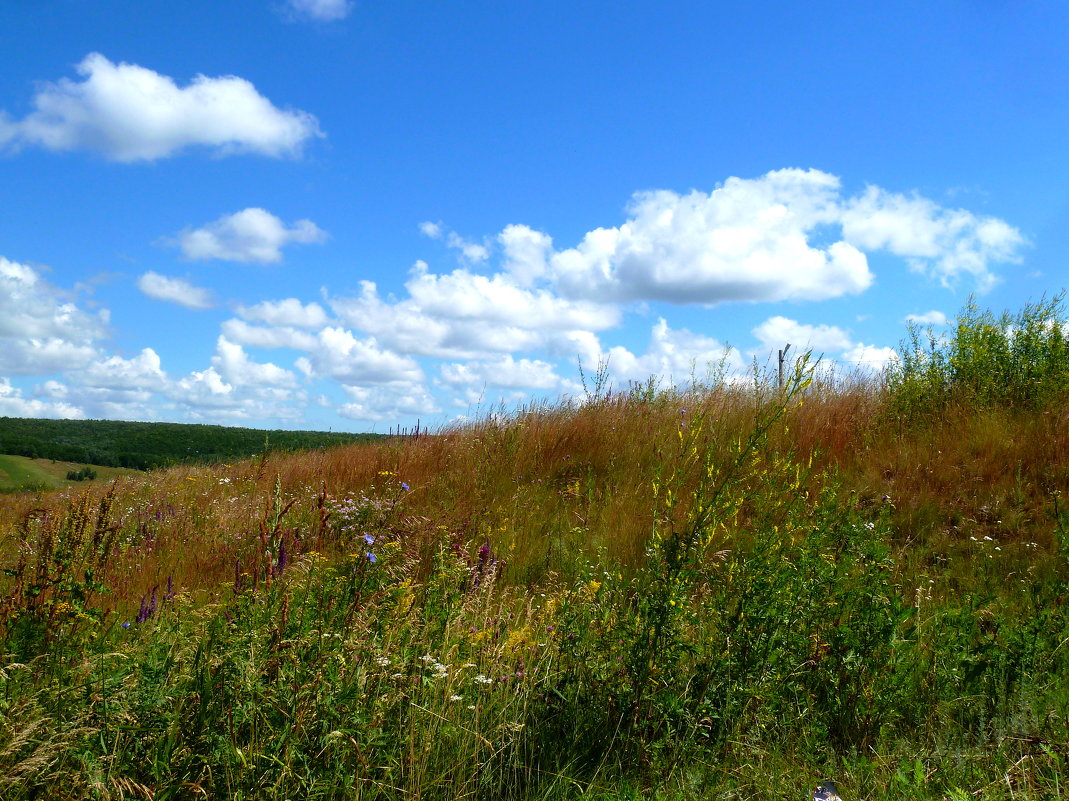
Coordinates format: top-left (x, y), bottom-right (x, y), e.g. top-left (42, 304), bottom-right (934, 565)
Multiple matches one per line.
top-left (0, 416), bottom-right (384, 471)
top-left (0, 454), bottom-right (138, 492)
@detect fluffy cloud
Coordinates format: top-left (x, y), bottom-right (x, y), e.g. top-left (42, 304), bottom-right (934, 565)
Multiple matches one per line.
top-left (211, 336), bottom-right (298, 388)
top-left (0, 378), bottom-right (84, 419)
top-left (419, 222), bottom-right (490, 264)
top-left (840, 187), bottom-right (1027, 291)
top-left (330, 269), bottom-right (619, 360)
top-left (169, 365), bottom-right (306, 421)
top-left (2, 53), bottom-right (321, 161)
top-left (748, 315), bottom-right (899, 375)
top-left (287, 0), bottom-right (353, 22)
top-left (905, 310), bottom-right (949, 326)
top-left (221, 319), bottom-right (320, 351)
top-left (174, 208), bottom-right (328, 263)
top-left (337, 383), bottom-right (440, 423)
top-left (79, 348), bottom-right (168, 391)
top-left (0, 256), bottom-right (106, 374)
top-left (236, 298), bottom-right (329, 328)
top-left (405, 262), bottom-right (616, 330)
top-left (499, 224), bottom-right (553, 287)
top-left (841, 343), bottom-right (899, 371)
top-left (137, 272), bottom-right (214, 309)
top-left (551, 169), bottom-right (872, 304)
top-left (548, 169), bottom-right (1025, 304)
top-left (295, 327), bottom-right (424, 385)
top-left (439, 355), bottom-right (570, 393)
top-left (751, 315), bottom-right (854, 353)
top-left (600, 319), bottom-right (744, 388)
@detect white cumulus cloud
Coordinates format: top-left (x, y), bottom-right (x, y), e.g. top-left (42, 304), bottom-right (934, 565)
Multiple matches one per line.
top-left (296, 327), bottom-right (424, 385)
top-left (841, 343), bottom-right (899, 371)
top-left (174, 208), bottom-right (328, 263)
top-left (0, 378), bottom-right (84, 419)
top-left (79, 348), bottom-right (168, 390)
top-left (840, 187), bottom-right (1027, 291)
top-left (237, 298), bottom-right (329, 328)
top-left (0, 256), bottom-right (106, 374)
top-left (2, 53), bottom-right (322, 161)
top-left (338, 382), bottom-right (440, 423)
top-left (439, 355), bottom-right (569, 392)
top-left (137, 272), bottom-right (214, 309)
top-left (551, 169), bottom-right (872, 305)
top-left (600, 319), bottom-right (744, 388)
top-left (211, 336), bottom-right (298, 388)
top-left (221, 319), bottom-right (320, 351)
top-left (751, 315), bottom-right (854, 353)
top-left (548, 168), bottom-right (1026, 303)
top-left (905, 310), bottom-right (949, 326)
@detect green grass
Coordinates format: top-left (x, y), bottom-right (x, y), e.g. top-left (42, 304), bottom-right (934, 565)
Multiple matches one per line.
top-left (3, 299), bottom-right (1069, 799)
top-left (0, 454), bottom-right (137, 492)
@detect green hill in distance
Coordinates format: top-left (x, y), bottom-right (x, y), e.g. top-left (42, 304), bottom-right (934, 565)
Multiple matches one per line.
top-left (0, 417), bottom-right (383, 472)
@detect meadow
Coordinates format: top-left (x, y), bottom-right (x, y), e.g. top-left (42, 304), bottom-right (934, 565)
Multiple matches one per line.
top-left (2, 297), bottom-right (1069, 800)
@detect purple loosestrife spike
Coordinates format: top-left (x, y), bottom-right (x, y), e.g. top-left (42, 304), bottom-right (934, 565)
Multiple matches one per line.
top-left (277, 540), bottom-right (288, 573)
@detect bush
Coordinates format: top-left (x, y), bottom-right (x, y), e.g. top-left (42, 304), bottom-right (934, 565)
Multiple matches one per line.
top-left (887, 294), bottom-right (1069, 418)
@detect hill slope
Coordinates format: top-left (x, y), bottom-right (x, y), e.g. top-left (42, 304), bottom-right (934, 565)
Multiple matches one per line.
top-left (0, 416), bottom-right (383, 470)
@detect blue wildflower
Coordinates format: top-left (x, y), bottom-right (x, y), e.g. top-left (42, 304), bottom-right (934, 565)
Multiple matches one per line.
top-left (366, 552), bottom-right (377, 564)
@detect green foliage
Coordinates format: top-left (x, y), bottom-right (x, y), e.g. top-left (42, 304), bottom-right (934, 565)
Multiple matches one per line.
top-left (0, 416), bottom-right (383, 470)
top-left (6, 302), bottom-right (1069, 798)
top-left (887, 294), bottom-right (1069, 418)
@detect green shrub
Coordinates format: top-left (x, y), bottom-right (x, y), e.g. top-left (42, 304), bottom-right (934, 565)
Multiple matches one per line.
top-left (887, 294), bottom-right (1069, 418)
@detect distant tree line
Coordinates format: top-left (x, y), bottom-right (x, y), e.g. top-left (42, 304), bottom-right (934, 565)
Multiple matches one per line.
top-left (0, 417), bottom-right (383, 470)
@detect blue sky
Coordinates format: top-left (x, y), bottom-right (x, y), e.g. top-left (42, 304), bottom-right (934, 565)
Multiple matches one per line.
top-left (1, 0), bottom-right (1066, 431)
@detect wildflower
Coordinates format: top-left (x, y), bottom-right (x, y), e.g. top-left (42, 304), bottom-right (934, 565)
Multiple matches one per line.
top-left (366, 552), bottom-right (377, 564)
top-left (121, 622), bottom-right (131, 629)
top-left (375, 656), bottom-right (391, 667)
top-left (473, 674), bottom-right (493, 685)
top-left (401, 482), bottom-right (410, 491)
top-left (364, 533), bottom-right (375, 545)
top-left (450, 694), bottom-right (463, 701)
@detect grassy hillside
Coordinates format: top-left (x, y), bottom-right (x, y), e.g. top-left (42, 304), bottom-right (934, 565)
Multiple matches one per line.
top-left (0, 416), bottom-right (383, 470)
top-left (0, 454), bottom-right (138, 493)
top-left (2, 298), bottom-right (1069, 800)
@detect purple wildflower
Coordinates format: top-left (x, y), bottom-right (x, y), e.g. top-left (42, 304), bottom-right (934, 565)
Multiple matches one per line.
top-left (401, 482), bottom-right (410, 491)
top-left (363, 533), bottom-right (375, 546)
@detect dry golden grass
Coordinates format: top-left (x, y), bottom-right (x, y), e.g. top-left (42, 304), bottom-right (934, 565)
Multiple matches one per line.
top-left (2, 379), bottom-right (1068, 622)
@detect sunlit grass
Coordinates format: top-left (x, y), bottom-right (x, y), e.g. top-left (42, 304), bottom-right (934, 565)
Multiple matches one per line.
top-left (4, 298), bottom-right (1069, 799)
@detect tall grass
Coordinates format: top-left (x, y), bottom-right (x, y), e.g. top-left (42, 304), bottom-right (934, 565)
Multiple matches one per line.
top-left (3, 299), bottom-right (1069, 798)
